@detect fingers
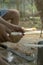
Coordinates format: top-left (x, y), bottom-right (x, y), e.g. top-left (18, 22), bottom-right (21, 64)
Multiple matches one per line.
top-left (21, 27), bottom-right (25, 35)
top-left (0, 32), bottom-right (12, 42)
top-left (15, 26), bottom-right (25, 34)
top-left (6, 27), bottom-right (11, 34)
top-left (0, 35), bottom-right (6, 42)
top-left (3, 31), bottom-right (12, 42)
top-left (17, 27), bottom-right (25, 35)
top-left (20, 27), bottom-right (25, 35)
top-left (0, 30), bottom-right (12, 42)
top-left (0, 34), bottom-right (11, 42)
top-left (0, 24), bottom-right (12, 42)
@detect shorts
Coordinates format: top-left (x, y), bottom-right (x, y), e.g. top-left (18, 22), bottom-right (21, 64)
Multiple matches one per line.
top-left (0, 9), bottom-right (8, 17)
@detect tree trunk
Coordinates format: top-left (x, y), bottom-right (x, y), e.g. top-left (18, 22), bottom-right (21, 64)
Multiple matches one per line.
top-left (35, 0), bottom-right (43, 37)
top-left (16, 0), bottom-right (20, 10)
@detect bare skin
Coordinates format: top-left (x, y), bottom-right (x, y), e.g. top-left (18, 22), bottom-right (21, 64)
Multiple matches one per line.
top-left (0, 9), bottom-right (24, 42)
top-left (0, 9), bottom-right (24, 65)
top-left (2, 9), bottom-right (20, 25)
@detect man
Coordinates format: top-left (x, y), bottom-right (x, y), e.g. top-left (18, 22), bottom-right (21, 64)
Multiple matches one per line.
top-left (0, 9), bottom-right (24, 65)
top-left (0, 9), bottom-right (24, 42)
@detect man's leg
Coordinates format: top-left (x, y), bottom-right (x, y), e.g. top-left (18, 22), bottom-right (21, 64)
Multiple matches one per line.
top-left (2, 9), bottom-right (20, 25)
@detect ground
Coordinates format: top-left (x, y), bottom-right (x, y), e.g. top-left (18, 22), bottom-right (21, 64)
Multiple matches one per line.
top-left (0, 33), bottom-right (43, 65)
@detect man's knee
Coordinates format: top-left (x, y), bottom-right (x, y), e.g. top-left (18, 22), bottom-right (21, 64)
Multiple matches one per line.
top-left (2, 9), bottom-right (20, 25)
top-left (9, 9), bottom-right (20, 25)
top-left (13, 9), bottom-right (20, 16)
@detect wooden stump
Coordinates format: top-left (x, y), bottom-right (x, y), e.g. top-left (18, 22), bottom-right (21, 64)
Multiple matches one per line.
top-left (37, 41), bottom-right (43, 65)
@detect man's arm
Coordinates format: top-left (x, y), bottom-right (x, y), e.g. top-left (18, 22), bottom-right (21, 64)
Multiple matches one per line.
top-left (0, 17), bottom-right (24, 33)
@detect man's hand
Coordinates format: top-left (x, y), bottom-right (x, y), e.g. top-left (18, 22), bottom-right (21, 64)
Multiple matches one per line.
top-left (0, 17), bottom-right (25, 36)
top-left (7, 24), bottom-right (25, 35)
top-left (7, 24), bottom-right (25, 43)
top-left (0, 23), bottom-right (12, 42)
top-left (0, 23), bottom-right (24, 42)
top-left (13, 25), bottom-right (25, 35)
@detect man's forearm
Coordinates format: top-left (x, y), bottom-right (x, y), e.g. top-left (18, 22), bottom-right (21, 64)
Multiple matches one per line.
top-left (0, 17), bottom-right (18, 29)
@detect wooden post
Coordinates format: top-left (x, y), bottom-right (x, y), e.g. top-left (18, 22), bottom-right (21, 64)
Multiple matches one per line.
top-left (37, 41), bottom-right (43, 65)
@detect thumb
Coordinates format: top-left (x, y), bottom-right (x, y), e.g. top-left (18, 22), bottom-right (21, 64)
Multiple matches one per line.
top-left (6, 27), bottom-right (11, 34)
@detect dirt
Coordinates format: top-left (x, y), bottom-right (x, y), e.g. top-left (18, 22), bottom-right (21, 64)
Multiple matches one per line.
top-left (0, 34), bottom-right (43, 65)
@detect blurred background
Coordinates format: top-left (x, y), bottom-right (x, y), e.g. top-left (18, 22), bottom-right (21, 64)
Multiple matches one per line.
top-left (0, 0), bottom-right (41, 29)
